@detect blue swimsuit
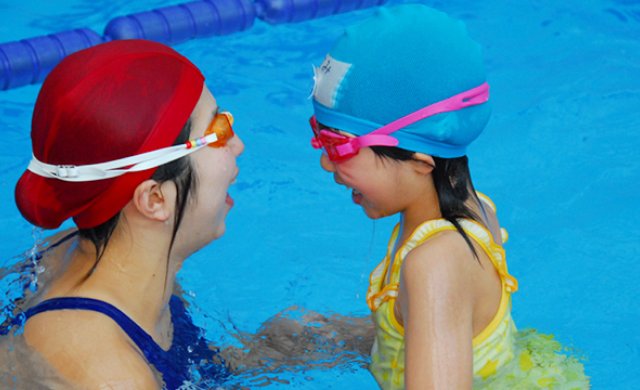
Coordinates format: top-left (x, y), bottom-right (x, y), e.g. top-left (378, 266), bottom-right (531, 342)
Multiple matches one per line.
top-left (14, 232), bottom-right (229, 389)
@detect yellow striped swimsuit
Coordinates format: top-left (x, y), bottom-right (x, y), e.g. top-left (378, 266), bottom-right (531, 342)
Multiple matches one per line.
top-left (367, 215), bottom-right (517, 388)
top-left (366, 196), bottom-right (589, 389)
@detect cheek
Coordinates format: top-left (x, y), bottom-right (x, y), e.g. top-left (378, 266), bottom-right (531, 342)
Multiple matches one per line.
top-left (338, 165), bottom-right (378, 191)
top-left (183, 175), bottom-right (227, 228)
top-left (185, 187), bottom-right (227, 236)
top-left (195, 155), bottom-right (234, 191)
top-left (334, 161), bottom-right (364, 184)
top-left (195, 156), bottom-right (236, 211)
top-left (196, 178), bottom-right (228, 212)
top-left (359, 171), bottom-right (401, 204)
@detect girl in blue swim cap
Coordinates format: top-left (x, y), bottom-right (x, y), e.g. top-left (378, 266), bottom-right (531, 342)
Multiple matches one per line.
top-left (310, 4), bottom-right (588, 389)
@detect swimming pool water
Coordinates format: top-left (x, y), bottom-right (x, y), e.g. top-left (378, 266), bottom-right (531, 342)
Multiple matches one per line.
top-left (1, 0), bottom-right (639, 388)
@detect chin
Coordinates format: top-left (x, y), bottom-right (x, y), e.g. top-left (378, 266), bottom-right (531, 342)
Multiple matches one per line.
top-left (192, 224), bottom-right (226, 250)
top-left (363, 208), bottom-right (388, 220)
top-left (212, 223), bottom-right (226, 239)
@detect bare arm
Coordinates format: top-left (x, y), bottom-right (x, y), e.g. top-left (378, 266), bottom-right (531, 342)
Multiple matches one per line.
top-left (221, 307), bottom-right (374, 373)
top-left (399, 233), bottom-right (474, 390)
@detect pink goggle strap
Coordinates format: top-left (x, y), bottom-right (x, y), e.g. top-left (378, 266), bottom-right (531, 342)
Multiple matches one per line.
top-left (335, 133), bottom-right (399, 155)
top-left (334, 82), bottom-right (489, 156)
top-left (321, 82), bottom-right (489, 158)
top-left (363, 82), bottom-right (490, 138)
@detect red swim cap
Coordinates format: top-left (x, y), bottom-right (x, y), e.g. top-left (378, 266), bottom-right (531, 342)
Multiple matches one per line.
top-left (15, 40), bottom-right (204, 229)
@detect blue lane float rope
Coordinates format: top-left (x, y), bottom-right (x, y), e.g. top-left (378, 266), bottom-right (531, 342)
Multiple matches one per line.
top-left (0, 29), bottom-right (103, 91)
top-left (255, 0), bottom-right (388, 24)
top-left (103, 0), bottom-right (256, 44)
top-left (0, 0), bottom-right (388, 91)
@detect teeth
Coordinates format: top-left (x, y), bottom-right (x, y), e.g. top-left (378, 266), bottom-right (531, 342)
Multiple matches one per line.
top-left (353, 189), bottom-right (361, 195)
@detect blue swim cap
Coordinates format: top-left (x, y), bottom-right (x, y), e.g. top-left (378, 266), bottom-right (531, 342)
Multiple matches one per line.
top-left (312, 4), bottom-right (491, 158)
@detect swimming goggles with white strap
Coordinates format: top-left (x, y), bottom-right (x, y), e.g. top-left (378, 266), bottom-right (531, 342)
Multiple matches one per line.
top-left (27, 112), bottom-right (234, 182)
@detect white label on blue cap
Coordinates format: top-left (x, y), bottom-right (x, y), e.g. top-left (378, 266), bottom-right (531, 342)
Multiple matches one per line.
top-left (312, 55), bottom-right (351, 108)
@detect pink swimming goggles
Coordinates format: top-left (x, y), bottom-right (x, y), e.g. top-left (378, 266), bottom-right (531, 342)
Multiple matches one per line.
top-left (310, 82), bottom-right (489, 162)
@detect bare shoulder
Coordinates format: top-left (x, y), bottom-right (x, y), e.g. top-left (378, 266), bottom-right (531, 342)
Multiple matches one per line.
top-left (398, 229), bottom-right (477, 322)
top-left (402, 230), bottom-right (476, 285)
top-left (44, 228), bottom-right (78, 245)
top-left (24, 311), bottom-right (160, 389)
top-left (40, 228), bottom-right (78, 259)
top-left (34, 228), bottom-right (79, 285)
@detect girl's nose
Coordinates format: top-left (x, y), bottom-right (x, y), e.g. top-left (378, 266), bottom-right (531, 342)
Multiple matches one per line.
top-left (320, 153), bottom-right (335, 173)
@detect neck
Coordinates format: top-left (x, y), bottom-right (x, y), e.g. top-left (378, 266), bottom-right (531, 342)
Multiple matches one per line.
top-left (398, 182), bottom-right (488, 243)
top-left (69, 223), bottom-right (183, 339)
top-left (398, 186), bottom-right (441, 245)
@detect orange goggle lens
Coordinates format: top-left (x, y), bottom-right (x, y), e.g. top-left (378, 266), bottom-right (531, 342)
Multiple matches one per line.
top-left (204, 112), bottom-right (235, 148)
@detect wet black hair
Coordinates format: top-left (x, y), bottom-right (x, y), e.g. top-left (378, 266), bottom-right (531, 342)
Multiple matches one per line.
top-left (370, 145), bottom-right (482, 260)
top-left (78, 119), bottom-right (197, 273)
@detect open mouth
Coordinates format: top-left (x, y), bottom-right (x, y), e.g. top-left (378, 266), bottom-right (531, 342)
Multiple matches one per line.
top-left (351, 189), bottom-right (363, 205)
top-left (226, 170), bottom-right (239, 207)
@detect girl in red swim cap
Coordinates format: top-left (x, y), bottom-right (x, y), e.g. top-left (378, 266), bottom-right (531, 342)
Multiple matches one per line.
top-left (14, 39), bottom-right (244, 389)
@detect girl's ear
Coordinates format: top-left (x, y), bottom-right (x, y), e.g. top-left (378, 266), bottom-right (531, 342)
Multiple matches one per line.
top-left (410, 153), bottom-right (436, 176)
top-left (131, 180), bottom-right (173, 222)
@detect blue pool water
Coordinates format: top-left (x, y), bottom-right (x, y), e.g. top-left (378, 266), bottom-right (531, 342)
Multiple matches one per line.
top-left (1, 0), bottom-right (639, 388)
